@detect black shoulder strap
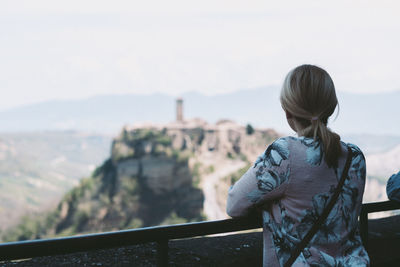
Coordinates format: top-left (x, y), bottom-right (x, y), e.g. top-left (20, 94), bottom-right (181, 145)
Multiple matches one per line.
top-left (284, 146), bottom-right (353, 267)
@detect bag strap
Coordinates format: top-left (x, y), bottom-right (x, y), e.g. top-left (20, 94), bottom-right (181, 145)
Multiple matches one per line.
top-left (284, 146), bottom-right (353, 267)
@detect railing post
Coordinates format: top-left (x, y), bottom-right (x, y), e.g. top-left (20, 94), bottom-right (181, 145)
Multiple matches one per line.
top-left (359, 207), bottom-right (368, 249)
top-left (157, 239), bottom-right (169, 267)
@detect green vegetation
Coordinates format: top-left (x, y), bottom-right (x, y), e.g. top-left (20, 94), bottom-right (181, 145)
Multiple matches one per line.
top-left (239, 153), bottom-right (248, 162)
top-left (192, 162), bottom-right (202, 188)
top-left (155, 135), bottom-right (172, 147)
top-left (125, 218), bottom-right (143, 229)
top-left (2, 215), bottom-right (41, 242)
top-left (160, 212), bottom-right (188, 225)
top-left (226, 152), bottom-right (248, 161)
top-left (206, 165), bottom-right (215, 174)
top-left (2, 127), bottom-right (204, 242)
top-left (228, 163), bottom-right (251, 185)
top-left (92, 159), bottom-right (113, 177)
top-left (115, 129), bottom-right (174, 161)
top-left (122, 128), bottom-right (172, 148)
top-left (2, 124), bottom-right (280, 242)
top-left (172, 149), bottom-right (192, 163)
top-left (246, 124), bottom-right (255, 135)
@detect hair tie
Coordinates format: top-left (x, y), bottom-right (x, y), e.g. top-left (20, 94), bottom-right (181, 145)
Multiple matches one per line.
top-left (311, 116), bottom-right (319, 121)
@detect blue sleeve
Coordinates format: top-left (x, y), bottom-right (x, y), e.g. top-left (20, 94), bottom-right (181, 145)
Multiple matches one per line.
top-left (226, 137), bottom-right (291, 217)
top-left (387, 171), bottom-right (400, 202)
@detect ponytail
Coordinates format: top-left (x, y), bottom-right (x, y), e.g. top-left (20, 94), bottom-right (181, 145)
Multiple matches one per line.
top-left (299, 119), bottom-right (341, 168)
top-left (281, 64), bottom-right (342, 168)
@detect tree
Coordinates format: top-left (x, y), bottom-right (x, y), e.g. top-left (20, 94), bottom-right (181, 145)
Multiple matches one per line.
top-left (246, 124), bottom-right (255, 135)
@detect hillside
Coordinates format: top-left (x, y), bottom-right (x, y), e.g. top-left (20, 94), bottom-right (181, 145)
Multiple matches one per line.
top-left (0, 132), bottom-right (111, 232)
top-left (3, 118), bottom-right (396, 241)
top-left (366, 145), bottom-right (400, 179)
top-left (362, 145), bottom-right (400, 209)
top-left (2, 120), bottom-right (279, 242)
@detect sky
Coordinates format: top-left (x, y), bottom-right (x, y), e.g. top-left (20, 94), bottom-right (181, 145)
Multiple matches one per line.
top-left (1, 0), bottom-right (400, 111)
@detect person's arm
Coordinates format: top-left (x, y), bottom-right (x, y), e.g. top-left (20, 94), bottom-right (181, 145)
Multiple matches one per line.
top-left (387, 171), bottom-right (400, 202)
top-left (226, 138), bottom-right (291, 218)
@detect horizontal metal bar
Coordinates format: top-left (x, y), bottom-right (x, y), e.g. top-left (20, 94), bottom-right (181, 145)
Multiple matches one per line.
top-left (359, 201), bottom-right (400, 249)
top-left (0, 216), bottom-right (261, 261)
top-left (361, 200), bottom-right (400, 214)
top-left (1, 201), bottom-right (399, 262)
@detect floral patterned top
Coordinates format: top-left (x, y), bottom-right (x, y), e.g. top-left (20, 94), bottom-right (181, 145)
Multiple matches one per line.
top-left (227, 136), bottom-right (369, 266)
top-left (387, 171), bottom-right (400, 202)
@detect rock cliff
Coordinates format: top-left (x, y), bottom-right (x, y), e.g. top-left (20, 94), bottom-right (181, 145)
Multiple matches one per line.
top-left (3, 120), bottom-right (279, 241)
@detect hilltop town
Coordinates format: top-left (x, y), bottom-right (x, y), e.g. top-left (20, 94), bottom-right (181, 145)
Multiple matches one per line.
top-left (2, 99), bottom-right (279, 241)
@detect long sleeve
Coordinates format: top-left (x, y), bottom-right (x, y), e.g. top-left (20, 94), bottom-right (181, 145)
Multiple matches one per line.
top-left (226, 137), bottom-right (291, 218)
top-left (387, 171), bottom-right (400, 202)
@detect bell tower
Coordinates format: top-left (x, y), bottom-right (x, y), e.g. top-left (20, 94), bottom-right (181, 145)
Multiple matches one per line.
top-left (176, 98), bottom-right (183, 122)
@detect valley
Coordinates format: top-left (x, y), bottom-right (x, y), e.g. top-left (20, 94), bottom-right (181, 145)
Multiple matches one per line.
top-left (0, 124), bottom-right (399, 241)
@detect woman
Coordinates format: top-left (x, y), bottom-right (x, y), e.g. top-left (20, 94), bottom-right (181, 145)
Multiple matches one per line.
top-left (227, 65), bottom-right (369, 266)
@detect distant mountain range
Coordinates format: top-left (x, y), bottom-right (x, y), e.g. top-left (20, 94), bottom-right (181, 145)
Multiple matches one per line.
top-left (0, 87), bottom-right (399, 137)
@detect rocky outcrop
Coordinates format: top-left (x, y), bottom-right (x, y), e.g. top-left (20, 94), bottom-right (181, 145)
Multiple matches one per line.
top-left (160, 119), bottom-right (279, 161)
top-left (2, 120), bottom-right (279, 242)
top-left (2, 128), bottom-right (204, 241)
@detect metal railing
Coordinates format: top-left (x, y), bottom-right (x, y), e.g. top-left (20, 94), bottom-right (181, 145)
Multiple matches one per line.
top-left (359, 200), bottom-right (400, 248)
top-left (0, 215), bottom-right (262, 266)
top-left (1, 201), bottom-right (399, 266)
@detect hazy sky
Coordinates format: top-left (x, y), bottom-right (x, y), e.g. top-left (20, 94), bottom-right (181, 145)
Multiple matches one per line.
top-left (1, 0), bottom-right (400, 110)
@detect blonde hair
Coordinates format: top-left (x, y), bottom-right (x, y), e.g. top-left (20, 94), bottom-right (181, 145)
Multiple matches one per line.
top-left (280, 64), bottom-right (341, 168)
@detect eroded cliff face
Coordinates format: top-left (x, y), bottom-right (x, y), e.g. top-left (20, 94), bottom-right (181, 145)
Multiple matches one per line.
top-left (3, 120), bottom-right (279, 241)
